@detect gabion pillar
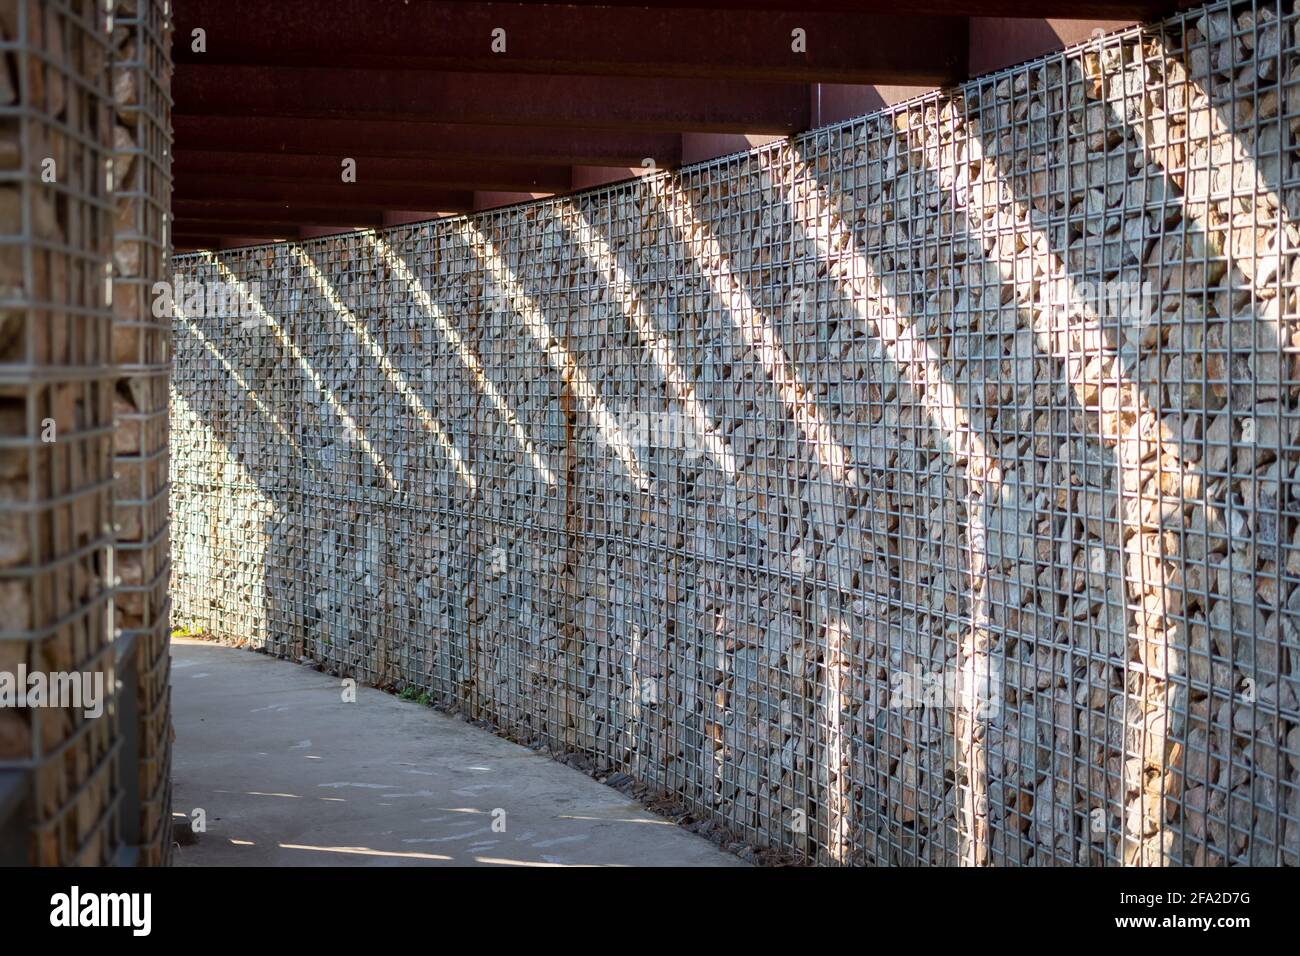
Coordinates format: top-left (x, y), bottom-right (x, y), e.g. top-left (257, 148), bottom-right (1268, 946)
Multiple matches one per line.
top-left (0, 0), bottom-right (121, 865)
top-left (110, 0), bottom-right (172, 867)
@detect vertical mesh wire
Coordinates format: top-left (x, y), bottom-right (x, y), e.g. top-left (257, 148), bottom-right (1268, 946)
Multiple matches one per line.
top-left (0, 0), bottom-right (121, 865)
top-left (110, 0), bottom-right (171, 866)
top-left (170, 0), bottom-right (1300, 866)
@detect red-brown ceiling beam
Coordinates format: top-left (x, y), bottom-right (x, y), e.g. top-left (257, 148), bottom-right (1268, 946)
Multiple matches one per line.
top-left (174, 224), bottom-right (303, 242)
top-left (173, 151), bottom-right (573, 193)
top-left (173, 201), bottom-right (392, 226)
top-left (172, 68), bottom-right (811, 134)
top-left (174, 231), bottom-right (280, 247)
top-left (173, 1), bottom-right (965, 84)
top-left (172, 117), bottom-right (683, 167)
top-left (425, 0), bottom-right (1175, 14)
top-left (172, 219), bottom-right (320, 237)
top-left (173, 216), bottom-right (450, 238)
top-left (174, 175), bottom-right (477, 209)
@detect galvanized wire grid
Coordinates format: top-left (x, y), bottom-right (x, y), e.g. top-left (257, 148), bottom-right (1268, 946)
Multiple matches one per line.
top-left (0, 0), bottom-right (121, 865)
top-left (110, 0), bottom-right (172, 866)
top-left (172, 0), bottom-right (1299, 865)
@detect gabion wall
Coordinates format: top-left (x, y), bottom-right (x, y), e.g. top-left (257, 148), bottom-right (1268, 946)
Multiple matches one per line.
top-left (172, 0), bottom-right (1300, 866)
top-left (110, 0), bottom-right (172, 867)
top-left (0, 0), bottom-right (122, 865)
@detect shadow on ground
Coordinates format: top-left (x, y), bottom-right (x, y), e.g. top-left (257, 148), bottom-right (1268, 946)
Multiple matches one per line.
top-left (170, 639), bottom-right (747, 867)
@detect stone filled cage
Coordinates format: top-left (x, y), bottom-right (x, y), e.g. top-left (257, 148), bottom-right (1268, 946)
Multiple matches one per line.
top-left (110, 0), bottom-right (172, 867)
top-left (1, 0), bottom-right (122, 866)
top-left (171, 0), bottom-right (1300, 866)
top-left (0, 0), bottom-right (172, 867)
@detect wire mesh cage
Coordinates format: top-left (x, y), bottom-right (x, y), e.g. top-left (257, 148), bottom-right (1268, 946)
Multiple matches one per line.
top-left (110, 0), bottom-right (171, 867)
top-left (171, 0), bottom-right (1300, 866)
top-left (1, 0), bottom-right (122, 866)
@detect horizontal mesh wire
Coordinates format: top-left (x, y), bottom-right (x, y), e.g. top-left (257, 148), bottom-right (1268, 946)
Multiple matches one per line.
top-left (1, 0), bottom-right (122, 865)
top-left (110, 0), bottom-right (172, 866)
top-left (171, 0), bottom-right (1300, 865)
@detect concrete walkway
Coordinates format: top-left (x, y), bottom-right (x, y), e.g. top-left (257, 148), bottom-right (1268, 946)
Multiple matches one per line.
top-left (170, 639), bottom-right (744, 867)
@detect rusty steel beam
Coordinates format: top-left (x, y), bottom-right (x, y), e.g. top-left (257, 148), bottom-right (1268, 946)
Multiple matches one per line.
top-left (174, 233), bottom-right (284, 248)
top-left (174, 175), bottom-right (478, 209)
top-left (172, 219), bottom-right (317, 238)
top-left (172, 117), bottom-right (683, 167)
top-left (173, 200), bottom-right (394, 226)
top-left (174, 1), bottom-right (965, 84)
top-left (174, 231), bottom-right (295, 245)
top-left (173, 151), bottom-right (573, 193)
top-left (422, 0), bottom-right (1174, 14)
top-left (172, 67), bottom-right (811, 134)
top-left (174, 215), bottom-right (450, 237)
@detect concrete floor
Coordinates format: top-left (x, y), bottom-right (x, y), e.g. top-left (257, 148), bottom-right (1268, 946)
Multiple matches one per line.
top-left (170, 639), bottom-right (745, 867)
